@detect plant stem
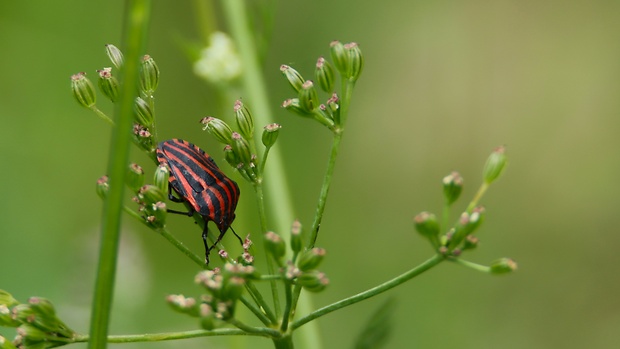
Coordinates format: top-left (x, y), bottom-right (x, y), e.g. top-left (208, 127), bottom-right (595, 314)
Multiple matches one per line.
top-left (467, 182), bottom-right (489, 213)
top-left (90, 106), bottom-right (115, 125)
top-left (450, 257), bottom-right (491, 273)
top-left (156, 227), bottom-right (204, 267)
top-left (88, 2), bottom-right (150, 348)
top-left (292, 254), bottom-right (445, 330)
top-left (75, 328), bottom-right (269, 343)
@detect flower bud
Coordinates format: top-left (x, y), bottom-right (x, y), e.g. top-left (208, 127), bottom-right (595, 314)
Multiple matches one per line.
top-left (315, 57), bottom-right (335, 92)
top-left (483, 146), bottom-right (507, 184)
top-left (126, 163), bottom-right (145, 192)
top-left (262, 123), bottom-right (281, 148)
top-left (282, 98), bottom-right (312, 117)
top-left (264, 231), bottom-right (286, 260)
top-left (96, 175), bottom-right (109, 199)
top-left (199, 304), bottom-right (216, 330)
top-left (134, 96), bottom-right (153, 127)
top-left (97, 67), bottom-right (119, 102)
top-left (223, 144), bottom-right (241, 168)
top-left (231, 132), bottom-right (252, 166)
top-left (147, 201), bottom-right (167, 227)
top-left (442, 171), bottom-right (463, 205)
top-left (280, 64), bottom-right (305, 93)
top-left (0, 290), bottom-right (19, 307)
top-left (105, 44), bottom-right (124, 69)
top-left (490, 258), bottom-right (517, 274)
top-left (166, 294), bottom-right (199, 316)
top-left (413, 212), bottom-right (440, 239)
top-left (234, 100), bottom-right (254, 140)
top-left (71, 72), bottom-right (96, 108)
top-left (200, 117), bottom-right (233, 144)
top-left (138, 185), bottom-right (166, 204)
top-left (344, 42), bottom-right (364, 81)
top-left (153, 165), bottom-right (170, 194)
top-left (297, 270), bottom-right (329, 293)
top-left (329, 41), bottom-right (348, 76)
top-left (297, 247), bottom-right (326, 272)
top-left (290, 220), bottom-right (303, 254)
top-left (0, 305), bottom-right (20, 327)
top-left (140, 55), bottom-right (160, 94)
top-left (449, 207), bottom-right (485, 249)
top-left (27, 297), bottom-right (56, 319)
top-left (461, 234), bottom-right (479, 251)
top-left (299, 80), bottom-right (320, 112)
top-left (222, 276), bottom-right (245, 301)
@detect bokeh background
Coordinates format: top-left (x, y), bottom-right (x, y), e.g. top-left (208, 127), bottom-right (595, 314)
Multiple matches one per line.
top-left (2, 1), bottom-right (619, 348)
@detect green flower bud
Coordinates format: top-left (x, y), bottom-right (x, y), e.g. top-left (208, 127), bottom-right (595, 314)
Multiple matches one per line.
top-left (262, 123), bottom-right (281, 148)
top-left (153, 165), bottom-right (170, 194)
top-left (290, 220), bottom-right (303, 254)
top-left (413, 212), bottom-right (440, 239)
top-left (138, 185), bottom-right (166, 205)
top-left (140, 54), bottom-right (160, 94)
top-left (96, 175), bottom-right (109, 199)
top-left (297, 247), bottom-right (326, 272)
top-left (442, 171), bottom-right (463, 205)
top-left (96, 67), bottom-right (119, 102)
top-left (280, 64), bottom-right (305, 93)
top-left (105, 44), bottom-right (123, 69)
top-left (223, 144), bottom-right (241, 168)
top-left (282, 98), bottom-right (312, 117)
top-left (297, 270), bottom-right (329, 293)
top-left (298, 80), bottom-right (320, 112)
top-left (449, 207), bottom-right (485, 249)
top-left (126, 163), bottom-right (145, 192)
top-left (490, 258), bottom-right (517, 274)
top-left (200, 117), bottom-right (233, 144)
top-left (222, 276), bottom-right (245, 301)
top-left (231, 132), bottom-right (252, 166)
top-left (17, 324), bottom-right (48, 344)
top-left (27, 298), bottom-right (55, 319)
top-left (134, 96), bottom-right (153, 127)
top-left (329, 40), bottom-right (348, 76)
top-left (461, 234), bottom-right (479, 251)
top-left (234, 100), bottom-right (254, 140)
top-left (71, 72), bottom-right (96, 108)
top-left (0, 290), bottom-right (19, 307)
top-left (166, 294), bottom-right (199, 317)
top-left (344, 42), bottom-right (364, 81)
top-left (147, 201), bottom-right (167, 227)
top-left (264, 231), bottom-right (286, 260)
top-left (315, 57), bottom-right (335, 92)
top-left (199, 304), bottom-right (216, 330)
top-left (0, 305), bottom-right (19, 327)
top-left (483, 146), bottom-right (507, 184)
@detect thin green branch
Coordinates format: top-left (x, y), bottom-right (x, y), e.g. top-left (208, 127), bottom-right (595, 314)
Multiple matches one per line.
top-left (90, 106), bottom-right (115, 125)
top-left (467, 182), bottom-right (489, 213)
top-left (450, 257), bottom-right (491, 273)
top-left (227, 318), bottom-right (281, 337)
top-left (75, 328), bottom-right (265, 343)
top-left (88, 2), bottom-right (151, 348)
top-left (292, 254), bottom-right (445, 330)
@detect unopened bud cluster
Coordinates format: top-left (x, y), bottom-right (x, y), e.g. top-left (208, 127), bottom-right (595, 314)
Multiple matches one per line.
top-left (1, 290), bottom-right (76, 348)
top-left (412, 148), bottom-right (515, 274)
top-left (280, 40), bottom-right (363, 130)
top-left (200, 101), bottom-right (281, 183)
top-left (71, 44), bottom-right (161, 154)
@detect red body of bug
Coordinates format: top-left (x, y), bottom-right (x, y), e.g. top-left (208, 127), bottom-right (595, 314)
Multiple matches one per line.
top-left (156, 139), bottom-right (240, 263)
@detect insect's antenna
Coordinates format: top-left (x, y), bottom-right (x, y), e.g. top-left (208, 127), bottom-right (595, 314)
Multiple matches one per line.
top-left (230, 226), bottom-right (244, 246)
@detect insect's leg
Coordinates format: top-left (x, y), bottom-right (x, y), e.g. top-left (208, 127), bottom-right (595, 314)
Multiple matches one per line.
top-left (230, 226), bottom-right (244, 246)
top-left (167, 208), bottom-right (194, 217)
top-left (202, 225), bottom-right (210, 264)
top-left (167, 185), bottom-right (185, 203)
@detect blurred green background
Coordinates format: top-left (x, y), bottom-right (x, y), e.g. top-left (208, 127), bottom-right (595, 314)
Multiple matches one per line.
top-left (2, 1), bottom-right (619, 348)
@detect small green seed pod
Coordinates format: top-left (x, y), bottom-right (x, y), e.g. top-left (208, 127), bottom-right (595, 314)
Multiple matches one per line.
top-left (71, 72), bottom-right (96, 108)
top-left (140, 54), bottom-right (160, 94)
top-left (280, 64), bottom-right (305, 93)
top-left (97, 67), bottom-right (119, 102)
top-left (297, 270), bottom-right (329, 293)
top-left (483, 146), bottom-right (507, 184)
top-left (234, 100), bottom-right (254, 140)
top-left (262, 123), bottom-right (282, 148)
top-left (105, 44), bottom-right (124, 69)
top-left (200, 117), bottom-right (234, 145)
top-left (134, 96), bottom-right (153, 127)
top-left (315, 57), bottom-right (335, 92)
top-left (490, 258), bottom-right (518, 274)
top-left (297, 247), bottom-right (326, 272)
top-left (329, 40), bottom-right (348, 76)
top-left (298, 80), bottom-right (320, 112)
top-left (442, 171), bottom-right (463, 205)
top-left (344, 42), bottom-right (364, 81)
top-left (126, 163), bottom-right (145, 192)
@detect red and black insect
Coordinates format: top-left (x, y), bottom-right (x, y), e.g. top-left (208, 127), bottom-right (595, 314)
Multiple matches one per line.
top-left (156, 139), bottom-right (240, 264)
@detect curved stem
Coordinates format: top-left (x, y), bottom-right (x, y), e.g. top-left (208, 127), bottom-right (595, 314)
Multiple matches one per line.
top-left (75, 328), bottom-right (267, 343)
top-left (450, 257), bottom-right (491, 273)
top-left (292, 254), bottom-right (445, 330)
top-left (88, 2), bottom-right (151, 348)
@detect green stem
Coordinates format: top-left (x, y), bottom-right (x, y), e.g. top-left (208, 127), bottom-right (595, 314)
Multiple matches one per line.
top-left (292, 254), bottom-right (445, 330)
top-left (239, 293), bottom-right (272, 326)
top-left (90, 106), bottom-right (115, 125)
top-left (308, 133), bottom-right (342, 247)
top-left (157, 227), bottom-right (204, 267)
top-left (467, 182), bottom-right (489, 213)
top-left (88, 2), bottom-right (150, 348)
top-left (254, 181), bottom-right (281, 316)
top-left (75, 328), bottom-right (267, 343)
top-left (450, 257), bottom-right (491, 273)
top-left (227, 318), bottom-right (281, 337)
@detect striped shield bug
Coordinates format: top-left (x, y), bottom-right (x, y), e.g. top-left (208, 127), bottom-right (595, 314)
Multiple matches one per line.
top-left (156, 139), bottom-right (241, 264)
